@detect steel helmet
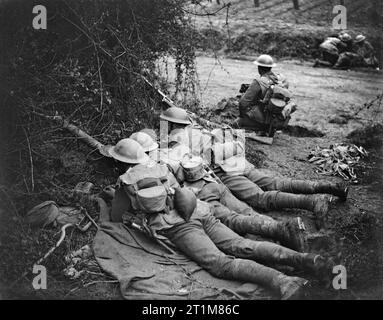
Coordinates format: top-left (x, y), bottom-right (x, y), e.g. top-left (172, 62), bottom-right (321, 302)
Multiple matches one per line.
top-left (355, 34), bottom-right (366, 43)
top-left (253, 54), bottom-right (277, 68)
top-left (129, 131), bottom-right (159, 152)
top-left (339, 33), bottom-right (352, 42)
top-left (108, 138), bottom-right (150, 164)
top-left (160, 107), bottom-right (191, 125)
top-left (139, 128), bottom-right (157, 141)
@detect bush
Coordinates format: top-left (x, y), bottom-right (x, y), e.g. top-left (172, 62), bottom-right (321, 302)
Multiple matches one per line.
top-left (0, 0), bottom-right (197, 212)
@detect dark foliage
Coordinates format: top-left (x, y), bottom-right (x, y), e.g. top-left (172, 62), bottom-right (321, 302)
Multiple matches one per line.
top-left (0, 0), bottom-right (197, 212)
top-left (0, 0), bottom-right (198, 295)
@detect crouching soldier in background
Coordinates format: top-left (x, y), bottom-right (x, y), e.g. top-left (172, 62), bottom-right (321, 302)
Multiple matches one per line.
top-left (103, 138), bottom-right (334, 300)
top-left (353, 34), bottom-right (379, 69)
top-left (313, 33), bottom-right (351, 68)
top-left (233, 54), bottom-right (296, 137)
top-left (327, 34), bottom-right (379, 70)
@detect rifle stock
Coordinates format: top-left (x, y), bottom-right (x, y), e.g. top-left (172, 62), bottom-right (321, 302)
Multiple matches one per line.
top-left (33, 112), bottom-right (113, 157)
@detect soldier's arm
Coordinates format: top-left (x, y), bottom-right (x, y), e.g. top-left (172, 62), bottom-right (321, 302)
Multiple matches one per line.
top-left (110, 185), bottom-right (135, 222)
top-left (337, 41), bottom-right (347, 52)
top-left (366, 41), bottom-right (375, 55)
top-left (239, 79), bottom-right (262, 109)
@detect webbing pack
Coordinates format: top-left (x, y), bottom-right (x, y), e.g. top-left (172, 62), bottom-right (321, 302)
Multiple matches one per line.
top-left (119, 163), bottom-right (172, 214)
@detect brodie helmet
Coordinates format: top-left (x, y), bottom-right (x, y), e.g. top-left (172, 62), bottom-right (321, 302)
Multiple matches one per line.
top-left (160, 107), bottom-right (191, 125)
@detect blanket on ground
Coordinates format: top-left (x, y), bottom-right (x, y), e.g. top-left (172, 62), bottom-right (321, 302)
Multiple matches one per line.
top-left (93, 221), bottom-right (273, 300)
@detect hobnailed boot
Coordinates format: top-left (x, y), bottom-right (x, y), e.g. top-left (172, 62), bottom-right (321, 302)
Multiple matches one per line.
top-left (274, 217), bottom-right (308, 252)
top-left (301, 253), bottom-right (335, 283)
top-left (312, 194), bottom-right (334, 228)
top-left (273, 193), bottom-right (333, 229)
top-left (278, 275), bottom-right (309, 300)
top-left (314, 181), bottom-right (349, 201)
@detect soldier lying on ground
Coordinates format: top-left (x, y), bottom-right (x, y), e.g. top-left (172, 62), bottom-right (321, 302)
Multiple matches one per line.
top-left (129, 131), bottom-right (308, 252)
top-left (231, 54), bottom-right (296, 137)
top-left (101, 138), bottom-right (334, 299)
top-left (159, 106), bottom-right (349, 228)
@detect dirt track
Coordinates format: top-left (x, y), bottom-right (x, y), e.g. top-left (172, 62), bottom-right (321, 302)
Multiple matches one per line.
top-left (196, 56), bottom-right (383, 137)
top-left (195, 56), bottom-right (383, 299)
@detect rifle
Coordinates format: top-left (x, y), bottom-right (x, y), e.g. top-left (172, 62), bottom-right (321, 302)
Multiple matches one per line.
top-left (143, 75), bottom-right (274, 145)
top-left (33, 112), bottom-right (113, 157)
top-left (33, 111), bottom-right (178, 255)
top-left (140, 75), bottom-right (177, 109)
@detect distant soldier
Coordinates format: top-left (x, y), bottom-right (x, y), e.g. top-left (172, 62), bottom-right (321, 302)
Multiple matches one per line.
top-left (313, 33), bottom-right (351, 68)
top-left (233, 54), bottom-right (296, 136)
top-left (333, 34), bottom-right (379, 70)
top-left (354, 34), bottom-right (379, 68)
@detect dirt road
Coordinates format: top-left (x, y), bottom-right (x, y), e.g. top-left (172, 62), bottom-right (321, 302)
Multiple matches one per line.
top-left (195, 56), bottom-right (383, 138)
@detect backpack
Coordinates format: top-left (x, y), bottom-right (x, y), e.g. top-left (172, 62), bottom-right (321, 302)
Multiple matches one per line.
top-left (119, 163), bottom-right (173, 214)
top-left (261, 81), bottom-right (291, 106)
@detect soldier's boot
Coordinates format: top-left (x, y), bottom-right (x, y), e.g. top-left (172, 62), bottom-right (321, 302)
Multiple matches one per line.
top-left (301, 253), bottom-right (335, 283)
top-left (271, 217), bottom-right (308, 252)
top-left (273, 193), bottom-right (333, 228)
top-left (277, 275), bottom-right (309, 300)
top-left (230, 257), bottom-right (309, 300)
top-left (280, 251), bottom-right (335, 283)
top-left (314, 181), bottom-right (349, 201)
top-left (312, 195), bottom-right (335, 229)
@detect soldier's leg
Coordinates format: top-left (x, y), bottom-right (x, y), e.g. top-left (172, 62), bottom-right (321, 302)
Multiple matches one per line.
top-left (217, 173), bottom-right (278, 210)
top-left (217, 173), bottom-right (323, 212)
top-left (203, 215), bottom-right (332, 279)
top-left (323, 50), bottom-right (339, 66)
top-left (245, 169), bottom-right (348, 200)
top-left (197, 183), bottom-right (307, 251)
top-left (198, 182), bottom-right (262, 216)
top-left (209, 200), bottom-right (307, 252)
top-left (333, 52), bottom-right (352, 69)
top-left (163, 218), bottom-right (307, 299)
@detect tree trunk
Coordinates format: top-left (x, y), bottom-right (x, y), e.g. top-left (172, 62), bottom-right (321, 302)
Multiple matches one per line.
top-left (292, 0), bottom-right (300, 10)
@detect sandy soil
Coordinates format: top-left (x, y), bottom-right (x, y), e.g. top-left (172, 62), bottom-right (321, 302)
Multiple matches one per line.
top-left (196, 56), bottom-right (383, 136)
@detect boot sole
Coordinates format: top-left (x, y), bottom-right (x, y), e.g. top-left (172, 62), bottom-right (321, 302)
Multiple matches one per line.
top-left (282, 280), bottom-right (309, 300)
